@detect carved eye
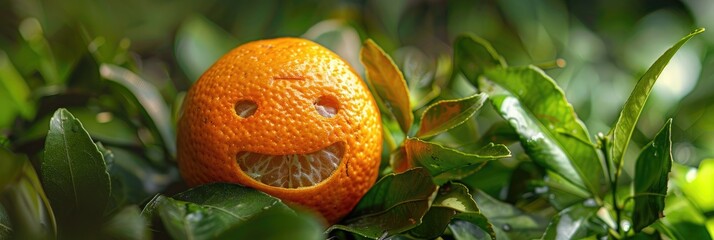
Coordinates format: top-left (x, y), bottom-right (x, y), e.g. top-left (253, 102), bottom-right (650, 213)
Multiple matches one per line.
top-left (314, 96), bottom-right (339, 118)
top-left (235, 100), bottom-right (257, 118)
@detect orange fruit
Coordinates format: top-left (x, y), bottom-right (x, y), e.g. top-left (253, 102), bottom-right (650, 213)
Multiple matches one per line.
top-left (177, 37), bottom-right (382, 223)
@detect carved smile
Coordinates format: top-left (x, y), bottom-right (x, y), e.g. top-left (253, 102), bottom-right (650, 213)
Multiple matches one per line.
top-left (236, 142), bottom-right (345, 189)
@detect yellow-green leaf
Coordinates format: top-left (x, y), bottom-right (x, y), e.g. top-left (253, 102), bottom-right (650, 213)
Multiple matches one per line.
top-left (360, 39), bottom-right (413, 134)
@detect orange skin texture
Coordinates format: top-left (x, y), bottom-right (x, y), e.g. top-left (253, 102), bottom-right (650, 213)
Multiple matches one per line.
top-left (177, 38), bottom-right (382, 223)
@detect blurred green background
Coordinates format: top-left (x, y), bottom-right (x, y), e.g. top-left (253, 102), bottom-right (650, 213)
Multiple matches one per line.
top-left (2, 0), bottom-right (712, 165)
top-left (1, 0), bottom-right (713, 236)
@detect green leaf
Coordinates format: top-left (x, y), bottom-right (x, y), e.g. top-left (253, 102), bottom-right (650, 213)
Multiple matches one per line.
top-left (454, 34), bottom-right (506, 82)
top-left (541, 203), bottom-right (607, 239)
top-left (216, 207), bottom-right (324, 240)
top-left (100, 205), bottom-right (149, 240)
top-left (329, 168), bottom-right (437, 239)
top-left (0, 50), bottom-right (35, 120)
top-left (416, 93), bottom-right (488, 139)
top-left (479, 66), bottom-right (603, 198)
top-left (473, 190), bottom-right (548, 239)
top-left (360, 39), bottom-right (413, 134)
top-left (404, 138), bottom-right (510, 185)
top-left (99, 64), bottom-right (176, 156)
top-left (175, 15), bottom-right (238, 82)
top-left (633, 119), bottom-right (673, 232)
top-left (609, 28), bottom-right (704, 177)
top-left (142, 183), bottom-right (291, 240)
top-left (409, 183), bottom-right (496, 240)
top-left (42, 108), bottom-right (110, 236)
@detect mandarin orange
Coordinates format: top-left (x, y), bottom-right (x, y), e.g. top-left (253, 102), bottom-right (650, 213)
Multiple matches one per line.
top-left (177, 37), bottom-right (382, 223)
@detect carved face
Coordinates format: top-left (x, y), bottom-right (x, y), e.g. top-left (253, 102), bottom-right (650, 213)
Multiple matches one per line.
top-left (177, 38), bottom-right (382, 223)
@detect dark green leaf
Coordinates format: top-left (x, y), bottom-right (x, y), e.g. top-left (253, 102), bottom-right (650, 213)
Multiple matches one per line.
top-left (633, 119), bottom-right (673, 232)
top-left (454, 34), bottom-right (506, 81)
top-left (541, 203), bottom-right (607, 239)
top-left (479, 66), bottom-right (603, 197)
top-left (416, 93), bottom-right (487, 139)
top-left (0, 50), bottom-right (35, 120)
top-left (99, 64), bottom-right (176, 156)
top-left (101, 205), bottom-right (149, 240)
top-left (142, 183), bottom-right (291, 240)
top-left (404, 138), bottom-right (510, 185)
top-left (42, 108), bottom-right (110, 235)
top-left (409, 183), bottom-right (496, 240)
top-left (216, 207), bottom-right (324, 240)
top-left (360, 39), bottom-right (413, 134)
top-left (609, 28), bottom-right (704, 177)
top-left (175, 15), bottom-right (238, 82)
top-left (329, 168), bottom-right (437, 239)
top-left (473, 190), bottom-right (548, 239)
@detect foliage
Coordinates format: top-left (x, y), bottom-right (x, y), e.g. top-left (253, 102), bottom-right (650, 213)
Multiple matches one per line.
top-left (1, 1), bottom-right (713, 239)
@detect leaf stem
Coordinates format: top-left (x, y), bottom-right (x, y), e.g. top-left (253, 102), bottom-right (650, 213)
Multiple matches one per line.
top-left (598, 134), bottom-right (622, 237)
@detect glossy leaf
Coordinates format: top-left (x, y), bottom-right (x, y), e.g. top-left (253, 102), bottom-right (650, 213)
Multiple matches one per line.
top-left (633, 119), bottom-right (673, 232)
top-left (360, 39), bottom-right (413, 134)
top-left (404, 138), bottom-right (510, 185)
top-left (417, 93), bottom-right (487, 139)
top-left (408, 183), bottom-right (496, 240)
top-left (0, 50), bottom-right (35, 120)
top-left (609, 28), bottom-right (704, 177)
top-left (175, 16), bottom-right (238, 82)
top-left (100, 64), bottom-right (176, 156)
top-left (541, 203), bottom-right (606, 239)
top-left (454, 34), bottom-right (506, 81)
top-left (329, 168), bottom-right (437, 239)
top-left (473, 190), bottom-right (548, 239)
top-left (41, 109), bottom-right (110, 235)
top-left (479, 66), bottom-right (603, 197)
top-left (142, 183), bottom-right (291, 240)
top-left (216, 208), bottom-right (324, 239)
